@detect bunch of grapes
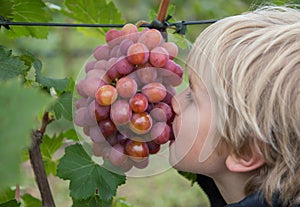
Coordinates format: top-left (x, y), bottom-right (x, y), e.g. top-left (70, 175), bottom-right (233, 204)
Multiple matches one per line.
top-left (74, 23), bottom-right (183, 172)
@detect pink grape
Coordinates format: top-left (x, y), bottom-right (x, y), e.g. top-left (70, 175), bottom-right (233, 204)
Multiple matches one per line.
top-left (76, 79), bottom-right (88, 97)
top-left (151, 122), bottom-right (171, 144)
top-left (76, 98), bottom-right (89, 109)
top-left (136, 67), bottom-right (158, 84)
top-left (114, 56), bottom-right (134, 75)
top-left (142, 82), bottom-right (167, 103)
top-left (110, 100), bottom-right (132, 126)
top-left (120, 39), bottom-right (134, 55)
top-left (106, 135), bottom-right (118, 146)
top-left (150, 46), bottom-right (169, 68)
top-left (94, 101), bottom-right (110, 121)
top-left (81, 77), bottom-right (101, 98)
top-left (106, 29), bottom-right (122, 48)
top-left (129, 112), bottom-right (153, 134)
top-left (93, 60), bottom-right (107, 71)
top-left (94, 45), bottom-right (110, 60)
top-left (161, 42), bottom-right (178, 60)
top-left (132, 157), bottom-right (149, 168)
top-left (106, 58), bottom-right (122, 80)
top-left (74, 107), bottom-right (88, 127)
top-left (89, 125), bottom-right (106, 143)
top-left (93, 142), bottom-right (111, 157)
top-left (85, 60), bottom-right (97, 73)
top-left (116, 76), bottom-right (137, 98)
top-left (129, 93), bottom-right (148, 113)
top-left (125, 139), bottom-right (149, 162)
top-left (150, 102), bottom-right (174, 122)
top-left (138, 29), bottom-right (163, 50)
top-left (99, 118), bottom-right (117, 138)
top-left (121, 23), bottom-right (138, 42)
top-left (117, 132), bottom-right (129, 145)
top-left (109, 144), bottom-right (128, 166)
top-left (127, 43), bottom-right (149, 65)
top-left (95, 85), bottom-right (118, 106)
top-left (147, 141), bottom-right (161, 154)
top-left (110, 45), bottom-right (121, 58)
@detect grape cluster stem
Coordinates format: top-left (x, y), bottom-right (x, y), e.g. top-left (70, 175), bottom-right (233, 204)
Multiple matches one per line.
top-left (29, 112), bottom-right (56, 207)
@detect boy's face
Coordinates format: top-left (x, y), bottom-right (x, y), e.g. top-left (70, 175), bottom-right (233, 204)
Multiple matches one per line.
top-left (169, 69), bottom-right (226, 174)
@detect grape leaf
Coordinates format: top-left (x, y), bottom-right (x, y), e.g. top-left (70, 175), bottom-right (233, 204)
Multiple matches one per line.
top-left (0, 0), bottom-right (14, 20)
top-left (0, 46), bottom-right (27, 81)
top-left (72, 196), bottom-right (112, 207)
top-left (0, 200), bottom-right (20, 207)
top-left (61, 0), bottom-right (125, 37)
top-left (0, 78), bottom-right (52, 188)
top-left (6, 0), bottom-right (52, 39)
top-left (40, 134), bottom-right (64, 175)
top-left (57, 144), bottom-right (126, 200)
top-left (0, 188), bottom-right (15, 204)
top-left (52, 92), bottom-right (73, 121)
top-left (32, 57), bottom-right (71, 92)
top-left (21, 194), bottom-right (41, 207)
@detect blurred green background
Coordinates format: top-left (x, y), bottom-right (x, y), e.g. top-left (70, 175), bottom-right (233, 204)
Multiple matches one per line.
top-left (1, 0), bottom-right (299, 206)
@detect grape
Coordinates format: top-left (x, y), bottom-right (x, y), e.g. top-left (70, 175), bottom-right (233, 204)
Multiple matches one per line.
top-left (106, 134), bottom-right (118, 146)
top-left (149, 46), bottom-right (169, 68)
top-left (76, 79), bottom-right (88, 97)
top-left (93, 60), bottom-right (107, 71)
top-left (125, 139), bottom-right (149, 162)
top-left (110, 100), bottom-right (132, 126)
top-left (114, 56), bottom-right (134, 75)
top-left (150, 122), bottom-right (171, 145)
top-left (89, 125), bottom-right (106, 143)
top-left (116, 76), bottom-right (137, 98)
top-left (147, 141), bottom-right (161, 154)
top-left (85, 61), bottom-right (97, 73)
top-left (109, 144), bottom-right (128, 166)
top-left (121, 23), bottom-right (138, 42)
top-left (136, 67), bottom-right (158, 84)
top-left (138, 29), bottom-right (163, 50)
top-left (74, 107), bottom-right (88, 127)
top-left (110, 45), bottom-right (121, 58)
top-left (129, 93), bottom-right (148, 113)
top-left (127, 43), bottom-right (149, 65)
top-left (142, 82), bottom-right (167, 103)
top-left (117, 132), bottom-right (129, 145)
top-left (129, 112), bottom-right (153, 135)
top-left (93, 142), bottom-right (110, 157)
top-left (95, 85), bottom-right (118, 106)
top-left (99, 118), bottom-right (117, 138)
top-left (120, 39), bottom-right (134, 55)
top-left (75, 24), bottom-right (185, 171)
top-left (132, 157), bottom-right (149, 169)
top-left (106, 29), bottom-right (122, 48)
top-left (150, 102), bottom-right (174, 122)
top-left (94, 45), bottom-right (110, 60)
top-left (161, 42), bottom-right (178, 60)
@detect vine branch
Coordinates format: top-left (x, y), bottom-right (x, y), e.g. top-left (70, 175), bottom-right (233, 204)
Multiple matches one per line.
top-left (29, 112), bottom-right (55, 207)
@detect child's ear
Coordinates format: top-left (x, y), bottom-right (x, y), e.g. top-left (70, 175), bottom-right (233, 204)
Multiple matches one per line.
top-left (225, 147), bottom-right (265, 173)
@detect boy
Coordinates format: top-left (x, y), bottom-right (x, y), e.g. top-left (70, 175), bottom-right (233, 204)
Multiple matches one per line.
top-left (170, 6), bottom-right (300, 207)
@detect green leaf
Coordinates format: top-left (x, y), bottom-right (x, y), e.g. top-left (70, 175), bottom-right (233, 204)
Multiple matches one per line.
top-left (33, 57), bottom-right (70, 92)
top-left (72, 196), bottom-right (112, 207)
top-left (40, 134), bottom-right (64, 175)
top-left (21, 194), bottom-right (41, 207)
top-left (52, 92), bottom-right (73, 121)
top-left (0, 78), bottom-right (52, 188)
top-left (178, 171), bottom-right (197, 186)
top-left (62, 0), bottom-right (125, 37)
top-left (0, 188), bottom-right (15, 204)
top-left (57, 144), bottom-right (126, 200)
top-left (0, 0), bottom-right (14, 19)
top-left (0, 46), bottom-right (27, 81)
top-left (6, 0), bottom-right (52, 39)
top-left (0, 200), bottom-right (20, 207)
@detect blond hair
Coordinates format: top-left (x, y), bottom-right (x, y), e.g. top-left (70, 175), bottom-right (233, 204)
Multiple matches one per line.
top-left (187, 6), bottom-right (300, 206)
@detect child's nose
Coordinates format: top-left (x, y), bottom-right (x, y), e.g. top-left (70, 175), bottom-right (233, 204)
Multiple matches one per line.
top-left (171, 95), bottom-right (180, 115)
top-left (171, 88), bottom-right (189, 115)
